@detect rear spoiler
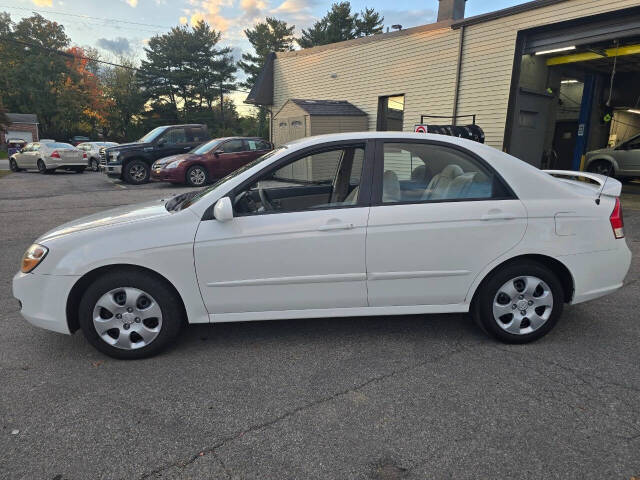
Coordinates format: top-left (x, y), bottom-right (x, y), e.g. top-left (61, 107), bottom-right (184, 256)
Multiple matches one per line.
top-left (543, 170), bottom-right (622, 198)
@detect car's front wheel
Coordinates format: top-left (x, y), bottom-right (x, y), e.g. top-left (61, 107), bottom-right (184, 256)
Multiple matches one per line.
top-left (185, 165), bottom-right (208, 186)
top-left (472, 261), bottom-right (564, 344)
top-left (78, 270), bottom-right (184, 359)
top-left (123, 160), bottom-right (150, 185)
top-left (9, 158), bottom-right (20, 172)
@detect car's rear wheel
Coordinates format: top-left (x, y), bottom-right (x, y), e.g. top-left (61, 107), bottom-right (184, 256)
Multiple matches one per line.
top-left (587, 160), bottom-right (613, 176)
top-left (9, 159), bottom-right (20, 172)
top-left (124, 160), bottom-right (150, 185)
top-left (472, 261), bottom-right (564, 344)
top-left (78, 270), bottom-right (184, 359)
top-left (37, 159), bottom-right (49, 174)
top-left (185, 165), bottom-right (208, 186)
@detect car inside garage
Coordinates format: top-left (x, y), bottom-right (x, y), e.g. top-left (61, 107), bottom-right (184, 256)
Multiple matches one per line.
top-left (505, 7), bottom-right (640, 176)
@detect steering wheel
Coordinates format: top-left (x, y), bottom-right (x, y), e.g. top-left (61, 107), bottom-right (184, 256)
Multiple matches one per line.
top-left (258, 188), bottom-right (274, 211)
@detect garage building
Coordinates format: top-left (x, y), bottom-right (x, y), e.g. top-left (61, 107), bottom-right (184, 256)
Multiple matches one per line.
top-left (246, 0), bottom-right (640, 171)
top-left (0, 113), bottom-right (39, 146)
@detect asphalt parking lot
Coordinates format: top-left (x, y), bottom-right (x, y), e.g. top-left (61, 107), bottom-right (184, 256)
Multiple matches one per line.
top-left (1, 169), bottom-right (639, 480)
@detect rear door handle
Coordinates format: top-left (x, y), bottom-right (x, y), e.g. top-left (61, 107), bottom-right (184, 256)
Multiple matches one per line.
top-left (318, 223), bottom-right (355, 231)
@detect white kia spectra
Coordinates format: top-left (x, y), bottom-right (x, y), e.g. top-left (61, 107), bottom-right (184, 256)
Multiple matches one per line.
top-left (13, 133), bottom-right (631, 359)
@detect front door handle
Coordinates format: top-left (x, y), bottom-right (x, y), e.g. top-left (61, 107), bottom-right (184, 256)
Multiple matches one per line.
top-left (317, 222), bottom-right (355, 231)
top-left (481, 211), bottom-right (516, 221)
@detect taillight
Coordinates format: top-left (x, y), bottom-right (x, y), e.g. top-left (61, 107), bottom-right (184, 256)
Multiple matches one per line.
top-left (610, 197), bottom-right (624, 239)
top-left (83, 152), bottom-right (87, 158)
top-left (51, 150), bottom-right (60, 159)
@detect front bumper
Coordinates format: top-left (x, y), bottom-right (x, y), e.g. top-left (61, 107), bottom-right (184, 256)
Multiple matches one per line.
top-left (103, 164), bottom-right (122, 176)
top-left (12, 272), bottom-right (80, 335)
top-left (150, 167), bottom-right (182, 183)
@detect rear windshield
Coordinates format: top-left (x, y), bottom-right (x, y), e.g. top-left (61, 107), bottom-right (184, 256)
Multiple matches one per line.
top-left (52, 143), bottom-right (74, 149)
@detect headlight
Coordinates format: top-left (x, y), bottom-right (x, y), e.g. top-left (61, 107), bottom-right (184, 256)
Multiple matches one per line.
top-left (21, 244), bottom-right (48, 273)
top-left (165, 160), bottom-right (183, 169)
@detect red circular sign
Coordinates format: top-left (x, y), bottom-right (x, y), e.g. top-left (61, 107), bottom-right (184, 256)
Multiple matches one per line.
top-left (415, 125), bottom-right (427, 133)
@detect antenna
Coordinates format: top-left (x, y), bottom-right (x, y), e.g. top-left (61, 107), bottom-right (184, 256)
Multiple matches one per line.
top-left (595, 162), bottom-right (614, 205)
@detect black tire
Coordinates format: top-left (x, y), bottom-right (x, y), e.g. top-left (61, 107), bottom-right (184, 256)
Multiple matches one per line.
top-left (185, 165), bottom-right (208, 186)
top-left (9, 158), bottom-right (20, 172)
top-left (472, 261), bottom-right (564, 344)
top-left (74, 166), bottom-right (85, 173)
top-left (587, 159), bottom-right (613, 176)
top-left (90, 158), bottom-right (99, 172)
top-left (37, 159), bottom-right (48, 174)
top-left (123, 159), bottom-right (150, 185)
top-left (78, 270), bottom-right (184, 359)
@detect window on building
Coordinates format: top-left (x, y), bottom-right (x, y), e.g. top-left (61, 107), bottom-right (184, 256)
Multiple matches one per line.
top-left (377, 95), bottom-right (405, 131)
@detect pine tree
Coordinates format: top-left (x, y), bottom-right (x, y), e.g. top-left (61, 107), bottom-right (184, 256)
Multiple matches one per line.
top-left (355, 8), bottom-right (384, 37)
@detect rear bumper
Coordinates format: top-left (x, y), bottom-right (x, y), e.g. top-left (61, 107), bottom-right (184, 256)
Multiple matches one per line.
top-left (561, 243), bottom-right (632, 305)
top-left (12, 272), bottom-right (79, 335)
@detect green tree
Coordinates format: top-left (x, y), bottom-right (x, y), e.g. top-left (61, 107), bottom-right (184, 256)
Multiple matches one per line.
top-left (238, 17), bottom-right (294, 138)
top-left (0, 13), bottom-right (73, 137)
top-left (138, 20), bottom-right (236, 128)
top-left (355, 8), bottom-right (384, 37)
top-left (298, 2), bottom-right (382, 48)
top-left (238, 17), bottom-right (295, 89)
top-left (102, 57), bottom-right (146, 141)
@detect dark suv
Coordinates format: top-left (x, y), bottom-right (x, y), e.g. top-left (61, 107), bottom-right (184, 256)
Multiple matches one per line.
top-left (102, 124), bottom-right (209, 184)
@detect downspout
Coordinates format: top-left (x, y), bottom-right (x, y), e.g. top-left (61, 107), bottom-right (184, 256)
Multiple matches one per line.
top-left (452, 25), bottom-right (465, 126)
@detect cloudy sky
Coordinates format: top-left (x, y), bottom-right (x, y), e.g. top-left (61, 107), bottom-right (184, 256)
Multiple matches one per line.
top-left (2, 0), bottom-right (526, 111)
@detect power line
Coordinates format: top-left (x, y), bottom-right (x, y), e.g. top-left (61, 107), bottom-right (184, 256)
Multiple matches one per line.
top-left (0, 4), bottom-right (172, 30)
top-left (0, 37), bottom-right (252, 95)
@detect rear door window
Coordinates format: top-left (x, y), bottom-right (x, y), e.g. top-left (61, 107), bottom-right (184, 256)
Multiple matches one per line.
top-left (222, 139), bottom-right (245, 153)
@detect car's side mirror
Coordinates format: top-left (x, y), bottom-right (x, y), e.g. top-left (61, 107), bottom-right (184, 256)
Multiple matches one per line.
top-left (214, 197), bottom-right (233, 222)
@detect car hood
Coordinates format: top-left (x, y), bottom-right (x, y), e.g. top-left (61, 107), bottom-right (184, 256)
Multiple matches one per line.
top-left (38, 200), bottom-right (170, 242)
top-left (105, 142), bottom-right (151, 154)
top-left (153, 153), bottom-right (196, 167)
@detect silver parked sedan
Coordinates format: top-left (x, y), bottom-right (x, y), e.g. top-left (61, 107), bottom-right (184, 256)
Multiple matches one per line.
top-left (585, 133), bottom-right (640, 178)
top-left (9, 142), bottom-right (86, 174)
top-left (77, 141), bottom-right (119, 172)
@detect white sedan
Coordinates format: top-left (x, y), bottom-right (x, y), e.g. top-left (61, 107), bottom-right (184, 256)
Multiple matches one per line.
top-left (9, 141), bottom-right (86, 174)
top-left (13, 133), bottom-right (631, 359)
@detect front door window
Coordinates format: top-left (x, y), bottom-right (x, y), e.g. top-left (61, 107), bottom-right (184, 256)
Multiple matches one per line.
top-left (233, 145), bottom-right (365, 215)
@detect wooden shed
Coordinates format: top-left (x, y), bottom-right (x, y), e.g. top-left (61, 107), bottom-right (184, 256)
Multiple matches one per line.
top-left (272, 99), bottom-right (368, 146)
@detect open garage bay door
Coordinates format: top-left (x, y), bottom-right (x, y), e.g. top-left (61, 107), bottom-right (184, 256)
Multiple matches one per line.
top-left (523, 9), bottom-right (640, 55)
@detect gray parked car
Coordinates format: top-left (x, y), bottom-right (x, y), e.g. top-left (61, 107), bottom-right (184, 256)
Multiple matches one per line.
top-left (585, 133), bottom-right (640, 178)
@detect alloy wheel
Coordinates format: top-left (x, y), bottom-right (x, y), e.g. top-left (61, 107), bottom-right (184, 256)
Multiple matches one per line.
top-left (189, 167), bottom-right (206, 185)
top-left (492, 276), bottom-right (553, 335)
top-left (129, 164), bottom-right (147, 182)
top-left (92, 287), bottom-right (163, 350)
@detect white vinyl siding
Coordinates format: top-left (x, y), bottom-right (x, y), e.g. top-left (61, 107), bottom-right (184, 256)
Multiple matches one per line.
top-left (273, 24), bottom-right (460, 133)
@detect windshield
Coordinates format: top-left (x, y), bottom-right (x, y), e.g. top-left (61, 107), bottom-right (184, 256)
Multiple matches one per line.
top-left (166, 147), bottom-right (287, 212)
top-left (192, 138), bottom-right (224, 155)
top-left (138, 126), bottom-right (168, 143)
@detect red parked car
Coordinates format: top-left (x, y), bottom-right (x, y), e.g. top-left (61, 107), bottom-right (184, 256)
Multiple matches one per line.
top-left (150, 137), bottom-right (273, 186)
